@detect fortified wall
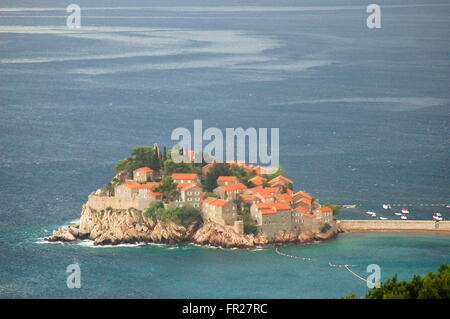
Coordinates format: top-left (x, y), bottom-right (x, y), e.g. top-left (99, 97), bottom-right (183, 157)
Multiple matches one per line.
top-left (86, 194), bottom-right (152, 211)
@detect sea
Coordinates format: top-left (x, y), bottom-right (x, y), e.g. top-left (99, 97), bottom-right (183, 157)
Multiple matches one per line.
top-left (0, 0), bottom-right (449, 298)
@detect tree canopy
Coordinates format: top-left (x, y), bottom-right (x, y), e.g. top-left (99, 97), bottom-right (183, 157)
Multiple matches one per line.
top-left (143, 204), bottom-right (203, 228)
top-left (154, 176), bottom-right (180, 202)
top-left (343, 264), bottom-right (450, 299)
top-left (115, 145), bottom-right (163, 176)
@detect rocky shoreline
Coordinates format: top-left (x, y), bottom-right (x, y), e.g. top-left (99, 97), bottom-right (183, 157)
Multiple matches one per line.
top-left (47, 205), bottom-right (338, 248)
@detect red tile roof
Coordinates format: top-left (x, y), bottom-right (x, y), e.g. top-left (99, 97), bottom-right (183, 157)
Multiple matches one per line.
top-left (270, 181), bottom-right (285, 187)
top-left (122, 181), bottom-right (160, 189)
top-left (269, 175), bottom-right (293, 184)
top-left (202, 197), bottom-right (229, 207)
top-left (296, 206), bottom-right (315, 218)
top-left (248, 187), bottom-right (280, 199)
top-left (296, 197), bottom-right (312, 205)
top-left (274, 193), bottom-right (293, 202)
top-left (294, 191), bottom-right (313, 200)
top-left (319, 206), bottom-right (333, 212)
top-left (122, 181), bottom-right (141, 189)
top-left (172, 173), bottom-right (198, 180)
top-left (202, 197), bottom-right (217, 204)
top-left (272, 202), bottom-right (291, 210)
top-left (295, 206), bottom-right (309, 213)
top-left (249, 175), bottom-right (266, 186)
top-left (177, 183), bottom-right (199, 191)
top-left (255, 202), bottom-right (290, 212)
top-left (219, 183), bottom-right (247, 192)
top-left (217, 176), bottom-right (238, 182)
top-left (136, 167), bottom-right (153, 173)
top-left (148, 191), bottom-right (163, 196)
top-left (240, 194), bottom-right (257, 201)
top-left (249, 187), bottom-right (279, 194)
top-left (138, 182), bottom-right (160, 189)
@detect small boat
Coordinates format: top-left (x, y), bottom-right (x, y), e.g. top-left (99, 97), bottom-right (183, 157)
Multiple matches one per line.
top-left (366, 210), bottom-right (376, 217)
top-left (379, 217), bottom-right (388, 220)
top-left (394, 212), bottom-right (402, 216)
top-left (401, 208), bottom-right (410, 214)
top-left (433, 213), bottom-right (443, 221)
top-left (401, 215), bottom-right (407, 220)
top-left (382, 204), bottom-right (392, 209)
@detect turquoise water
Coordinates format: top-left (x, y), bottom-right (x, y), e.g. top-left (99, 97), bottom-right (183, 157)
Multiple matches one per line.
top-left (0, 0), bottom-right (449, 298)
top-left (1, 227), bottom-right (449, 298)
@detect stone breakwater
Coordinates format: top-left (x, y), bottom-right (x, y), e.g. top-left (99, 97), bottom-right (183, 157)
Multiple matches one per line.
top-left (46, 205), bottom-right (337, 248)
top-left (338, 220), bottom-right (450, 232)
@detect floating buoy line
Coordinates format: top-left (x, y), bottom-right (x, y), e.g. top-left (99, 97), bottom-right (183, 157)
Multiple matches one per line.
top-left (276, 247), bottom-right (368, 284)
top-left (275, 247), bottom-right (315, 261)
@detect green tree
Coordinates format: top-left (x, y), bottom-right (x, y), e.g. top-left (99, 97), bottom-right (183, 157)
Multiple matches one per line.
top-left (143, 200), bottom-right (165, 219)
top-left (233, 195), bottom-right (243, 214)
top-left (343, 264), bottom-right (450, 299)
top-left (204, 172), bottom-right (218, 192)
top-left (115, 157), bottom-right (140, 176)
top-left (144, 205), bottom-right (202, 228)
top-left (239, 209), bottom-right (258, 235)
top-left (320, 223), bottom-right (332, 233)
top-left (154, 176), bottom-right (180, 202)
top-left (132, 145), bottom-right (153, 165)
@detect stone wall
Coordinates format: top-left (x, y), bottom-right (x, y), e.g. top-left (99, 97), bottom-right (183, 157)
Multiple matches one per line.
top-left (338, 220), bottom-right (450, 232)
top-left (260, 211), bottom-right (292, 239)
top-left (86, 195), bottom-right (152, 211)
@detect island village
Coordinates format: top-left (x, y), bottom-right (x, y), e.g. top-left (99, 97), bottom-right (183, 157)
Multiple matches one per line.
top-left (48, 145), bottom-right (337, 247)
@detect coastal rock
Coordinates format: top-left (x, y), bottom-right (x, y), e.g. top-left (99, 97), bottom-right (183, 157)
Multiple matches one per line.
top-left (273, 231), bottom-right (298, 243)
top-left (254, 232), bottom-right (269, 245)
top-left (298, 232), bottom-right (313, 243)
top-left (314, 229), bottom-right (337, 240)
top-left (149, 221), bottom-right (187, 244)
top-left (53, 205), bottom-right (157, 245)
top-left (193, 223), bottom-right (255, 248)
top-left (47, 225), bottom-right (78, 242)
top-left (48, 204), bottom-right (338, 247)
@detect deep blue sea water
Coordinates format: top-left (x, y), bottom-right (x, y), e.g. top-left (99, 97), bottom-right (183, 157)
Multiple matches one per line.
top-left (0, 0), bottom-right (449, 298)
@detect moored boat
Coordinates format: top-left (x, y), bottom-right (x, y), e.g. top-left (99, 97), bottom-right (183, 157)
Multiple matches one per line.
top-left (366, 210), bottom-right (376, 217)
top-left (401, 208), bottom-right (410, 214)
top-left (401, 215), bottom-right (407, 220)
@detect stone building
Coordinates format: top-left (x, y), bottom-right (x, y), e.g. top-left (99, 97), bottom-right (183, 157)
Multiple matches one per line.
top-left (201, 197), bottom-right (243, 234)
top-left (171, 183), bottom-right (203, 208)
top-left (214, 183), bottom-right (247, 200)
top-left (217, 175), bottom-right (239, 186)
top-left (172, 173), bottom-right (200, 185)
top-left (133, 167), bottom-right (154, 183)
top-left (268, 175), bottom-right (293, 192)
top-left (250, 202), bottom-right (292, 239)
top-left (315, 206), bottom-right (334, 225)
top-left (114, 181), bottom-right (160, 199)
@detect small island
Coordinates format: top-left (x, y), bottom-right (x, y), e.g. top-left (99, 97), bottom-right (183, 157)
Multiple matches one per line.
top-left (47, 144), bottom-right (339, 248)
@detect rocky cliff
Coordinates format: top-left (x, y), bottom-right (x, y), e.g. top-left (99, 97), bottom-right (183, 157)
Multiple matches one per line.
top-left (47, 205), bottom-right (337, 248)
